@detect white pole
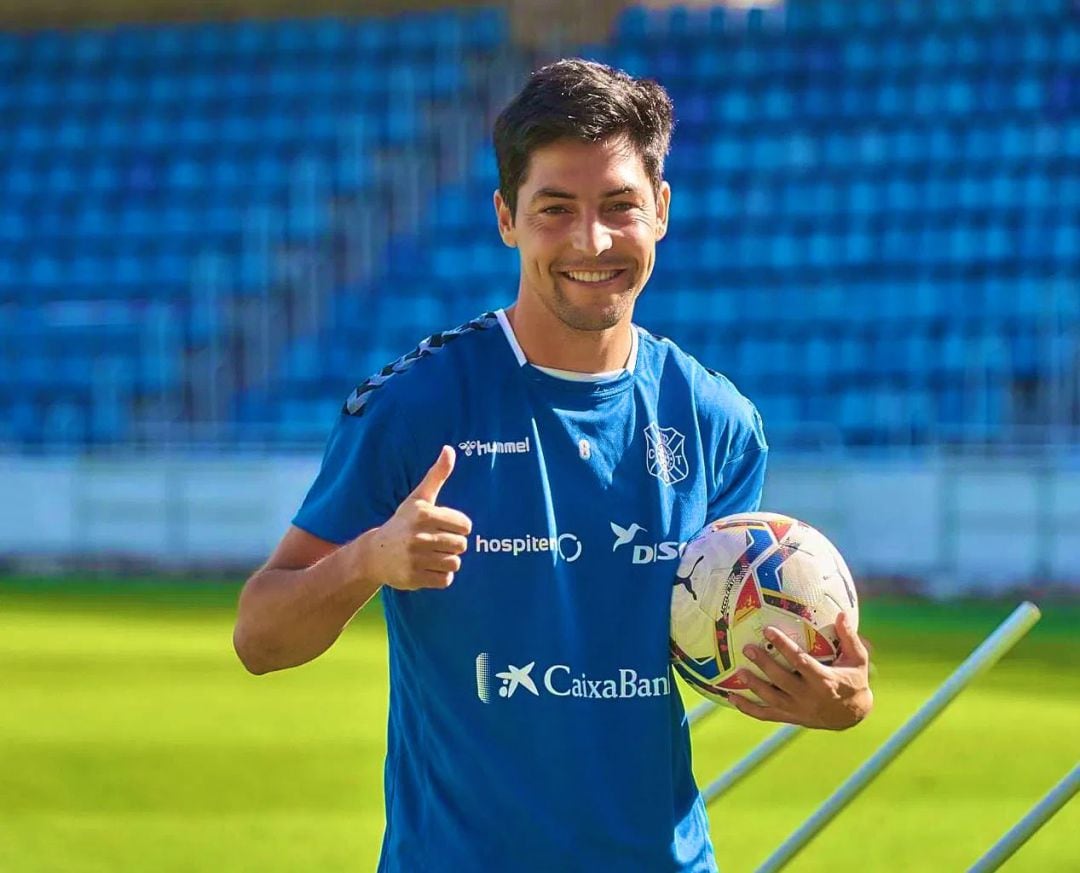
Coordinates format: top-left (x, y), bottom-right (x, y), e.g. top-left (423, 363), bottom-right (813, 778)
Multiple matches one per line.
top-left (757, 601), bottom-right (1042, 873)
top-left (687, 701), bottom-right (719, 727)
top-left (702, 724), bottom-right (803, 806)
top-left (967, 763), bottom-right (1079, 873)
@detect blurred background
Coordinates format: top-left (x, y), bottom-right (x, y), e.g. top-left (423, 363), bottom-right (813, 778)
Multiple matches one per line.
top-left (1, 2), bottom-right (1078, 871)
top-left (1, 0), bottom-right (1078, 594)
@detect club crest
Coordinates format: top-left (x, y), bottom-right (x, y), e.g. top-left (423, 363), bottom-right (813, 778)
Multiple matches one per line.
top-left (644, 423), bottom-right (688, 486)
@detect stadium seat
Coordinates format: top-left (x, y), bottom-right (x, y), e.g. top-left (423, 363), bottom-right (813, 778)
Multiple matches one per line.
top-left (2, 3), bottom-right (1075, 448)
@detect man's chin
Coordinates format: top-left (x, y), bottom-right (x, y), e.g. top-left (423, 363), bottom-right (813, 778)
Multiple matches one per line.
top-left (552, 281), bottom-right (638, 326)
top-left (554, 298), bottom-right (633, 332)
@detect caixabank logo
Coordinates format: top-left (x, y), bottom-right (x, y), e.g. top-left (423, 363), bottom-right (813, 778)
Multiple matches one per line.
top-left (475, 653), bottom-right (670, 703)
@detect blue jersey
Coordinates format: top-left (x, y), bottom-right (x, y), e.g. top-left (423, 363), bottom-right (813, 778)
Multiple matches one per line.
top-left (294, 310), bottom-right (768, 873)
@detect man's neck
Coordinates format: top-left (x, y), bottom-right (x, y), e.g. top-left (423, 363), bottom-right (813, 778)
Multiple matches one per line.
top-left (505, 298), bottom-right (634, 374)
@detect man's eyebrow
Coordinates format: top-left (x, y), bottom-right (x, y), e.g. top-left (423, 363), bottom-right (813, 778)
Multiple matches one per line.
top-left (530, 185), bottom-right (642, 201)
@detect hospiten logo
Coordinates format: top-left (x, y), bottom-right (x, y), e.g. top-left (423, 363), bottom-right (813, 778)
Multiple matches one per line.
top-left (474, 532), bottom-right (582, 563)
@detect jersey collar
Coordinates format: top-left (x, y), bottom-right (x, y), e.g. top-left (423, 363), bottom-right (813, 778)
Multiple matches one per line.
top-left (495, 308), bottom-right (639, 377)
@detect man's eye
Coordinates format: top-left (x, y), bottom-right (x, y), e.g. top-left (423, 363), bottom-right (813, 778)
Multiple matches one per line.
top-left (609, 202), bottom-right (637, 212)
top-left (541, 206), bottom-right (569, 215)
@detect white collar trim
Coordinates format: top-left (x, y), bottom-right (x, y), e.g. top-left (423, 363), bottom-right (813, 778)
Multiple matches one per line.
top-left (495, 308), bottom-right (639, 375)
top-left (496, 308), bottom-right (528, 367)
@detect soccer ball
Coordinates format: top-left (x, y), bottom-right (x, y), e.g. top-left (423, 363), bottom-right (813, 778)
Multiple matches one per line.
top-left (670, 512), bottom-right (858, 706)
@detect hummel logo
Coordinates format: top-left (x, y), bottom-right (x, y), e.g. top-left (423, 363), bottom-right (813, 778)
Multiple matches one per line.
top-left (495, 662), bottom-right (539, 698)
top-left (457, 437), bottom-right (531, 458)
top-left (610, 522), bottom-right (647, 551)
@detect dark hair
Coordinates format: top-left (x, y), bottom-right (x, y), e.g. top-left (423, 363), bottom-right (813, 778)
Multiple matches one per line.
top-left (493, 58), bottom-right (674, 219)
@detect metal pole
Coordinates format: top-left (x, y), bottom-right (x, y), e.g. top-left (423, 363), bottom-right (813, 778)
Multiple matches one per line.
top-left (967, 763), bottom-right (1079, 873)
top-left (687, 701), bottom-right (719, 728)
top-left (703, 724), bottom-right (803, 806)
top-left (757, 601), bottom-right (1042, 873)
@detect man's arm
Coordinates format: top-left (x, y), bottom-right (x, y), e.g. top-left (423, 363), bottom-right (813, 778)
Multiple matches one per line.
top-left (233, 446), bottom-right (471, 675)
top-left (233, 525), bottom-right (380, 675)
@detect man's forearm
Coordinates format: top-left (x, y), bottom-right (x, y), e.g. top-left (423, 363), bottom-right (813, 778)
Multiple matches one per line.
top-left (233, 531), bottom-right (382, 674)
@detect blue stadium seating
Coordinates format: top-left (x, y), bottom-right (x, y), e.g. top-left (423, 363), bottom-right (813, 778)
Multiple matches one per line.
top-left (0, 2), bottom-right (1077, 449)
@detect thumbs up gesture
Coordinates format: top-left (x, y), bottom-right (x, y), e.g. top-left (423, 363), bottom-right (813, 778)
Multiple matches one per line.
top-left (366, 446), bottom-right (473, 591)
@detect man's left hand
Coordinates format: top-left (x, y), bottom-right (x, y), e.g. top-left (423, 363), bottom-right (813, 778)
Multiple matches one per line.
top-left (728, 611), bottom-right (873, 730)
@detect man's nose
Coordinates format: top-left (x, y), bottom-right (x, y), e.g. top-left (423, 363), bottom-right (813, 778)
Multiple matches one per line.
top-left (571, 214), bottom-right (613, 257)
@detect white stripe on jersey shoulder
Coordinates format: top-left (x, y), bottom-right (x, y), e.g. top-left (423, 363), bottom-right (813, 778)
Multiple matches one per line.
top-left (343, 311), bottom-right (499, 416)
top-left (627, 323), bottom-right (640, 374)
top-left (495, 308), bottom-right (527, 367)
top-left (496, 307), bottom-right (641, 374)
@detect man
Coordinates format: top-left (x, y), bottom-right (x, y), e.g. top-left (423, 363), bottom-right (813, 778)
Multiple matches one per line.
top-left (233, 59), bottom-right (872, 872)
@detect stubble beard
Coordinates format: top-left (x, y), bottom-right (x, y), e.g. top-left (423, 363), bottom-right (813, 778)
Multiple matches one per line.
top-left (547, 273), bottom-right (641, 332)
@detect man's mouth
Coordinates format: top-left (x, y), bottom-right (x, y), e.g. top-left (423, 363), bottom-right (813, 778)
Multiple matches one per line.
top-left (558, 269), bottom-right (628, 286)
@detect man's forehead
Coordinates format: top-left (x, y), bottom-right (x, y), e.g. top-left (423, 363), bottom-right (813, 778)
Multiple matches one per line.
top-left (521, 137), bottom-right (650, 195)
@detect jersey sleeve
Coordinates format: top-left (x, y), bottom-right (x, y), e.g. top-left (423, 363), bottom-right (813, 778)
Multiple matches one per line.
top-left (707, 402), bottom-right (769, 520)
top-left (292, 395), bottom-right (418, 545)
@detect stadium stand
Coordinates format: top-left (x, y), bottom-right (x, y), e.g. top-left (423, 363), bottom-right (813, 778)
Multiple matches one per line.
top-left (0, 1), bottom-right (1077, 450)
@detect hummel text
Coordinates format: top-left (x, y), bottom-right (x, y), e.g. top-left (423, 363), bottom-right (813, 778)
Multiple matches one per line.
top-left (458, 437), bottom-right (531, 457)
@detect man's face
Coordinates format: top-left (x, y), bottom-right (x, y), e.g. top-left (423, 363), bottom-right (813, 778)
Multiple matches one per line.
top-left (494, 137), bottom-right (670, 332)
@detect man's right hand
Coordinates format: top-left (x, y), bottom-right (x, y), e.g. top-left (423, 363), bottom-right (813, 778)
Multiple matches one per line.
top-left (361, 445), bottom-right (472, 591)
top-left (234, 444), bottom-right (471, 673)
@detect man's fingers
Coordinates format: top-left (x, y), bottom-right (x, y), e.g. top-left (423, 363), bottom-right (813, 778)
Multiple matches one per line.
top-left (738, 669), bottom-right (791, 708)
top-left (836, 611), bottom-right (870, 663)
top-left (410, 445), bottom-right (456, 504)
top-left (417, 531), bottom-right (468, 555)
top-left (418, 569), bottom-right (455, 589)
top-left (729, 693), bottom-right (796, 725)
top-left (423, 554), bottom-right (462, 574)
top-left (424, 505), bottom-right (473, 536)
top-left (742, 646), bottom-right (802, 695)
top-left (764, 627), bottom-right (828, 678)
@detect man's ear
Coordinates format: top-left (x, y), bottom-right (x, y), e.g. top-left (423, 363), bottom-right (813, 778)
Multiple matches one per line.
top-left (655, 181), bottom-right (671, 241)
top-left (494, 190), bottom-right (517, 248)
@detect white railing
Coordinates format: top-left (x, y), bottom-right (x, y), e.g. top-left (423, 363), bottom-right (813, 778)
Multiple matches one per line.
top-left (0, 452), bottom-right (1077, 592)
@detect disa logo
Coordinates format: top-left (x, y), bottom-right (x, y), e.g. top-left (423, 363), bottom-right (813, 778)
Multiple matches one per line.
top-left (610, 522), bottom-right (686, 565)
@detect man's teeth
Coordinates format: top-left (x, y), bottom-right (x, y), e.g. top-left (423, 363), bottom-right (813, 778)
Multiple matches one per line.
top-left (565, 270), bottom-right (621, 283)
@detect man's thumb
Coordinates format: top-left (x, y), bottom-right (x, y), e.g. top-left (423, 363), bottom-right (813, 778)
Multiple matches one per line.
top-left (412, 445), bottom-right (455, 503)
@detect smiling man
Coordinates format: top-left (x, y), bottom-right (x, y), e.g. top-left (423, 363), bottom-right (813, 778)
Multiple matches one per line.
top-left (233, 59), bottom-right (870, 873)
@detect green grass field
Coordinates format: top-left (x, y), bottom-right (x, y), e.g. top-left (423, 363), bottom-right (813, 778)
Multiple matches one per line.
top-left (1, 578), bottom-right (1077, 872)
